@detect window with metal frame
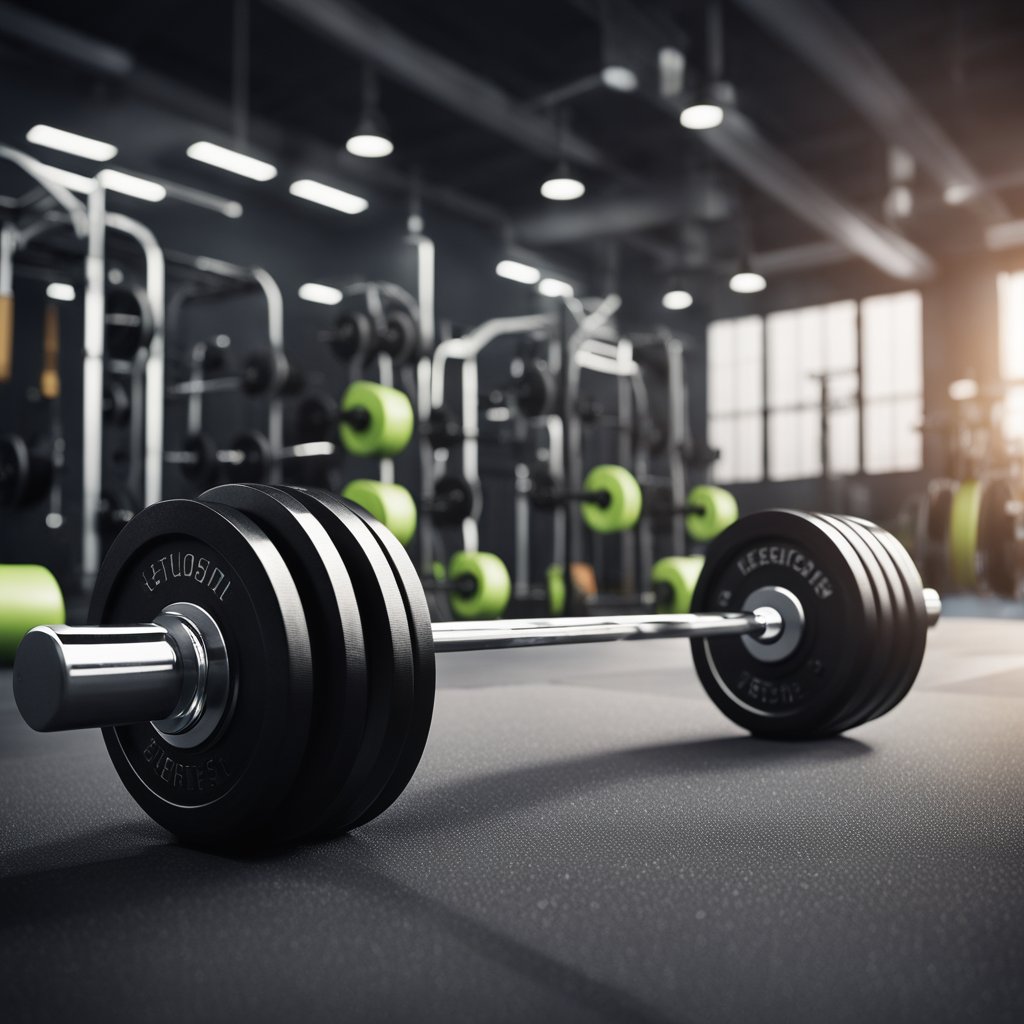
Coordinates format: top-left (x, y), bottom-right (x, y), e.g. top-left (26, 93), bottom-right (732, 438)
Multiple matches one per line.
top-left (706, 316), bottom-right (764, 484)
top-left (706, 290), bottom-right (923, 484)
top-left (861, 290), bottom-right (924, 474)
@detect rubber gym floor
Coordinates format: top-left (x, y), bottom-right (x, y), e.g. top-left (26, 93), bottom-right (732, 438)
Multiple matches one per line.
top-left (1, 614), bottom-right (1022, 1023)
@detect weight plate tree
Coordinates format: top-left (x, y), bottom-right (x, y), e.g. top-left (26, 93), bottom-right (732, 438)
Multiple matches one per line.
top-left (12, 487), bottom-right (941, 848)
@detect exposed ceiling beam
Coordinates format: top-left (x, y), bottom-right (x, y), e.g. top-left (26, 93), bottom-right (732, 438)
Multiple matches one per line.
top-left (0, 0), bottom-right (134, 75)
top-left (699, 110), bottom-right (935, 281)
top-left (516, 187), bottom-right (707, 248)
top-left (731, 0), bottom-right (1011, 224)
top-left (263, 0), bottom-right (619, 173)
top-left (541, 0), bottom-right (937, 280)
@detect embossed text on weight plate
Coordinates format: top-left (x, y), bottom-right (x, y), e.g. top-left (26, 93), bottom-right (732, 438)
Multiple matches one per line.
top-left (140, 550), bottom-right (233, 601)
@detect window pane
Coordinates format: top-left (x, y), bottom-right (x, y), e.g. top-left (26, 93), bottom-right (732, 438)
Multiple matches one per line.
top-left (734, 318), bottom-right (763, 413)
top-left (709, 413), bottom-right (763, 484)
top-left (828, 406), bottom-right (860, 476)
top-left (1003, 386), bottom-right (1024, 443)
top-left (768, 409), bottom-right (819, 481)
top-left (707, 352), bottom-right (732, 418)
top-left (862, 290), bottom-right (922, 400)
top-left (707, 316), bottom-right (763, 416)
top-left (707, 319), bottom-right (734, 368)
top-left (795, 307), bottom-right (823, 405)
top-left (863, 397), bottom-right (922, 473)
top-left (998, 270), bottom-right (1024, 381)
top-left (766, 310), bottom-right (802, 407)
top-left (861, 290), bottom-right (923, 474)
top-left (892, 398), bottom-right (923, 471)
top-left (708, 416), bottom-right (734, 483)
top-left (823, 301), bottom-right (858, 372)
top-left (733, 413), bottom-right (763, 482)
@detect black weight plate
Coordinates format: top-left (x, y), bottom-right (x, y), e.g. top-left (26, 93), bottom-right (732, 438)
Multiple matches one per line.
top-left (103, 380), bottom-right (131, 426)
top-left (296, 391), bottom-right (338, 443)
top-left (833, 516), bottom-right (917, 728)
top-left (916, 479), bottom-right (957, 588)
top-left (339, 496), bottom-right (435, 829)
top-left (202, 484), bottom-right (369, 843)
top-left (0, 433), bottom-right (51, 507)
top-left (514, 362), bottom-right (556, 418)
top-left (284, 487), bottom-right (417, 830)
top-left (92, 498), bottom-right (314, 846)
top-left (846, 516), bottom-right (929, 722)
top-left (226, 431), bottom-right (273, 484)
top-left (181, 433), bottom-right (219, 487)
top-left (979, 480), bottom-right (1018, 597)
top-left (432, 475), bottom-right (474, 526)
top-left (105, 285), bottom-right (153, 360)
top-left (380, 309), bottom-right (420, 364)
top-left (328, 310), bottom-right (374, 363)
top-left (691, 509), bottom-right (878, 739)
top-left (813, 514), bottom-right (900, 733)
top-left (427, 406), bottom-right (462, 449)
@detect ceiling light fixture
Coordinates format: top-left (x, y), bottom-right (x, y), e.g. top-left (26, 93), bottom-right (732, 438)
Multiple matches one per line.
top-left (186, 141), bottom-right (277, 181)
top-left (943, 183), bottom-right (975, 207)
top-left (298, 282), bottom-right (344, 305)
top-left (538, 277), bottom-right (574, 298)
top-left (541, 164), bottom-right (586, 201)
top-left (729, 270), bottom-right (766, 294)
top-left (948, 377), bottom-right (979, 402)
top-left (185, 5), bottom-right (277, 184)
top-left (680, 3), bottom-right (733, 131)
top-left (26, 125), bottom-right (117, 162)
top-left (289, 178), bottom-right (368, 215)
top-left (600, 65), bottom-right (638, 93)
top-left (45, 282), bottom-right (76, 302)
top-left (662, 288), bottom-right (694, 310)
top-left (540, 111), bottom-right (585, 201)
top-left (35, 163), bottom-right (95, 194)
top-left (496, 259), bottom-right (542, 285)
top-left (98, 169), bottom-right (167, 202)
top-left (346, 66), bottom-right (394, 159)
top-left (680, 101), bottom-right (725, 130)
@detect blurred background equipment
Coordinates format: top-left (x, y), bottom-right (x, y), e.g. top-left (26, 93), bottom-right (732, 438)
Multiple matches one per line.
top-left (0, 0), bottom-right (1022, 620)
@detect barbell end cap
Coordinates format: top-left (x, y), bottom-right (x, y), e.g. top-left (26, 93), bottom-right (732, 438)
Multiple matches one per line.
top-left (923, 588), bottom-right (942, 627)
top-left (14, 626), bottom-right (70, 732)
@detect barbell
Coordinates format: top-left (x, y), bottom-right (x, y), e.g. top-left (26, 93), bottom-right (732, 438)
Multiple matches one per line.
top-left (12, 484), bottom-right (940, 848)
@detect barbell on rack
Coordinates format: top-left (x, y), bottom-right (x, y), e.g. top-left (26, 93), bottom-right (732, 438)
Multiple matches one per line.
top-left (12, 485), bottom-right (941, 848)
top-left (646, 483), bottom-right (740, 543)
top-left (322, 308), bottom-right (420, 365)
top-left (297, 381), bottom-right (415, 458)
top-left (165, 431), bottom-right (336, 487)
top-left (166, 350), bottom-right (304, 399)
top-left (530, 464), bottom-right (644, 534)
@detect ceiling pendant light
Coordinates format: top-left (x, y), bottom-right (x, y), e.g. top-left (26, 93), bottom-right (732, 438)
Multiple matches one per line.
top-left (662, 288), bottom-right (694, 310)
top-left (728, 270), bottom-right (766, 294)
top-left (346, 66), bottom-right (394, 159)
top-left (540, 111), bottom-right (585, 201)
top-left (541, 160), bottom-right (586, 201)
top-left (680, 2), bottom-right (733, 131)
top-left (728, 211), bottom-right (765, 294)
top-left (186, 1), bottom-right (277, 182)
